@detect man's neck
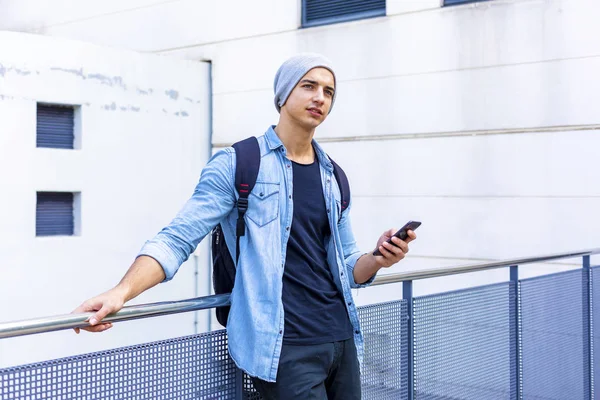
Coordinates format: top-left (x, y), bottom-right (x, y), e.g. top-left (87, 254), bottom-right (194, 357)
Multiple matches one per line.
top-left (274, 120), bottom-right (316, 164)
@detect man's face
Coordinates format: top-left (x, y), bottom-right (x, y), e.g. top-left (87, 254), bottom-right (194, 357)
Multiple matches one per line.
top-left (281, 67), bottom-right (335, 130)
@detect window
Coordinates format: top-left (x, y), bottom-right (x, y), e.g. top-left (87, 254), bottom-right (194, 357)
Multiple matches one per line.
top-left (302, 0), bottom-right (386, 28)
top-left (36, 192), bottom-right (77, 236)
top-left (36, 104), bottom-right (76, 149)
top-left (444, 0), bottom-right (491, 6)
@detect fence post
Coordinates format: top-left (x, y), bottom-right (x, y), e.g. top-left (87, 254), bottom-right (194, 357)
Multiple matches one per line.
top-left (510, 265), bottom-right (522, 400)
top-left (235, 367), bottom-right (243, 400)
top-left (404, 280), bottom-right (414, 400)
top-left (583, 255), bottom-right (593, 400)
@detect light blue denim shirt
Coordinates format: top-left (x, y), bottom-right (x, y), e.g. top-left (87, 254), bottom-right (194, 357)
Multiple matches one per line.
top-left (139, 126), bottom-right (376, 382)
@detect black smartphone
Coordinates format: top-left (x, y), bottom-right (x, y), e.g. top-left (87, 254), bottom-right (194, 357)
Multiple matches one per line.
top-left (372, 220), bottom-right (421, 256)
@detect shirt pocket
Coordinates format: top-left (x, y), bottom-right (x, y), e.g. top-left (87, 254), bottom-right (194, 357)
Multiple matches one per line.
top-left (246, 182), bottom-right (280, 227)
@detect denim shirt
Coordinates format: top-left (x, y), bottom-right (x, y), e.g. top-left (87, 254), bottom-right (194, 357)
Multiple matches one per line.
top-left (138, 126), bottom-right (376, 382)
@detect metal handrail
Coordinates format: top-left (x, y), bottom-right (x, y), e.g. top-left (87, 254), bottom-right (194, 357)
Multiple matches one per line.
top-left (1, 247), bottom-right (598, 339)
top-left (371, 247), bottom-right (600, 286)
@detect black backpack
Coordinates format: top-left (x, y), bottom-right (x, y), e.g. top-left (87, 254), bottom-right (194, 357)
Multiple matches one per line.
top-left (211, 136), bottom-right (351, 327)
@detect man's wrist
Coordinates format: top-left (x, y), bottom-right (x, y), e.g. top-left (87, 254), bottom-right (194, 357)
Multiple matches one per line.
top-left (354, 253), bottom-right (382, 284)
top-left (112, 283), bottom-right (131, 304)
top-left (368, 253), bottom-right (383, 273)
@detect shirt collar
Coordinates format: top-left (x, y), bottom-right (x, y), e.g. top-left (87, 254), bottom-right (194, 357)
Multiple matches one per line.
top-left (264, 125), bottom-right (334, 172)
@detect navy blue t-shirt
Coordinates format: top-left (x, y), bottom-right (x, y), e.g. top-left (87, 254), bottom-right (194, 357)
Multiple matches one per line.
top-left (282, 159), bottom-right (353, 344)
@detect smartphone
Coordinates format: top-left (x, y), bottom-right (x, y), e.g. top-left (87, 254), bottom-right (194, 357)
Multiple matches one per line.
top-left (373, 220), bottom-right (421, 256)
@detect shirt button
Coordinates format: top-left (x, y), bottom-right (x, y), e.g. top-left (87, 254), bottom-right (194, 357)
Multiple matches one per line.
top-left (341, 272), bottom-right (344, 276)
top-left (286, 227), bottom-right (290, 231)
top-left (279, 330), bottom-right (283, 334)
top-left (355, 330), bottom-right (360, 335)
top-left (289, 195), bottom-right (292, 199)
top-left (327, 208), bottom-right (330, 213)
top-left (348, 302), bottom-right (352, 306)
top-left (287, 164), bottom-right (291, 168)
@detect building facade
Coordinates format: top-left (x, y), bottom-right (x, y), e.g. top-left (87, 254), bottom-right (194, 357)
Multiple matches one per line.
top-left (1, 0), bottom-right (599, 367)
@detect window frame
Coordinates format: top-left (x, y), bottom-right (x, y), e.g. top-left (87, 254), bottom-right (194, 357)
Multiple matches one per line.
top-left (301, 0), bottom-right (386, 28)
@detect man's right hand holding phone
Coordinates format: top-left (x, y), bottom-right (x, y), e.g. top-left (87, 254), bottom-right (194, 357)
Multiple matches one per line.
top-left (372, 221), bottom-right (420, 268)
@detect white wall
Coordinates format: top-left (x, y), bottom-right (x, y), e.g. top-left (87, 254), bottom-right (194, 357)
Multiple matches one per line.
top-left (162, 0), bottom-right (600, 302)
top-left (1, 0), bottom-right (599, 366)
top-left (0, 31), bottom-right (212, 368)
top-left (0, 0), bottom-right (300, 53)
top-left (387, 0), bottom-right (442, 15)
top-left (167, 0), bottom-right (600, 141)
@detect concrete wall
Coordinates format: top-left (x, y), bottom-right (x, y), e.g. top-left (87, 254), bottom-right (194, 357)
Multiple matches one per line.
top-left (162, 0), bottom-right (600, 302)
top-left (0, 31), bottom-right (212, 367)
top-left (0, 0), bottom-right (300, 52)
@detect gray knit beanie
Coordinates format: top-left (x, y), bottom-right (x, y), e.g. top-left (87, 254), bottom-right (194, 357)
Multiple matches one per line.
top-left (273, 53), bottom-right (337, 114)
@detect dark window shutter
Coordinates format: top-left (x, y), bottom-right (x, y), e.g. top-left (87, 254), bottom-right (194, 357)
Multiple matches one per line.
top-left (37, 104), bottom-right (75, 149)
top-left (444, 0), bottom-right (490, 6)
top-left (36, 192), bottom-right (74, 236)
top-left (303, 0), bottom-right (386, 28)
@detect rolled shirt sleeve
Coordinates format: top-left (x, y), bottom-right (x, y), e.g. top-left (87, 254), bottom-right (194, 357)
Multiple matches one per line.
top-left (337, 201), bottom-right (375, 288)
top-left (138, 149), bottom-right (236, 281)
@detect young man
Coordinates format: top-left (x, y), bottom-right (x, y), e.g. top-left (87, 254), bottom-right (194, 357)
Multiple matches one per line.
top-left (73, 53), bottom-right (417, 399)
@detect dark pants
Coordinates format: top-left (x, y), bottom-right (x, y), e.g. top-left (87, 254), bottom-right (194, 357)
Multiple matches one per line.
top-left (251, 337), bottom-right (361, 400)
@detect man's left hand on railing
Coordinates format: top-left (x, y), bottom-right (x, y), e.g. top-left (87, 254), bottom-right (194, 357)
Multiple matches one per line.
top-left (70, 255), bottom-right (166, 334)
top-left (71, 287), bottom-right (127, 334)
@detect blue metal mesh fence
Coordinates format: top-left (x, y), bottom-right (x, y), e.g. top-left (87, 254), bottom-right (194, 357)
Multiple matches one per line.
top-left (0, 301), bottom-right (408, 399)
top-left (413, 282), bottom-right (517, 400)
top-left (0, 330), bottom-right (237, 400)
top-left (520, 269), bottom-right (590, 400)
top-left (358, 299), bottom-right (409, 400)
top-left (242, 373), bottom-right (261, 400)
top-left (591, 266), bottom-right (600, 400)
top-left (3, 268), bottom-right (596, 400)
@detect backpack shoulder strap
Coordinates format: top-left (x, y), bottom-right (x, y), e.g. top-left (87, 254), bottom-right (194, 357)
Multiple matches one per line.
top-left (329, 157), bottom-right (351, 214)
top-left (231, 136), bottom-right (260, 262)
